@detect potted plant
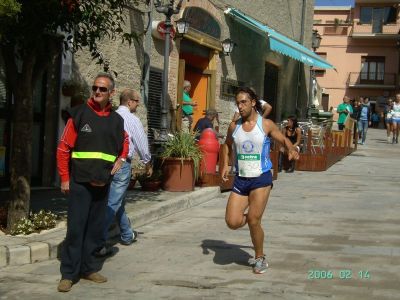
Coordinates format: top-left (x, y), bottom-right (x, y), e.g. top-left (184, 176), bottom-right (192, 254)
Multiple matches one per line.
top-left (137, 170), bottom-right (163, 192)
top-left (160, 131), bottom-right (203, 192)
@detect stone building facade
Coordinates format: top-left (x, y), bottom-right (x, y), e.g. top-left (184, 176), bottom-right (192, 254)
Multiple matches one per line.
top-left (71, 0), bottom-right (315, 137)
top-left (0, 0), bottom-right (320, 188)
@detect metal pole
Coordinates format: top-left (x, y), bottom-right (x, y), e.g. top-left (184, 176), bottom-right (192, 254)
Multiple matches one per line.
top-left (154, 0), bottom-right (184, 142)
top-left (159, 14), bottom-right (171, 141)
top-left (308, 68), bottom-right (314, 119)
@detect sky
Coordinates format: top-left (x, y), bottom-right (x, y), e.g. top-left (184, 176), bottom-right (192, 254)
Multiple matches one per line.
top-left (315, 0), bottom-right (355, 6)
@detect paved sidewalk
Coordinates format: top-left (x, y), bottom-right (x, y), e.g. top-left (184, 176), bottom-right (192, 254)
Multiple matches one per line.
top-left (0, 185), bottom-right (220, 268)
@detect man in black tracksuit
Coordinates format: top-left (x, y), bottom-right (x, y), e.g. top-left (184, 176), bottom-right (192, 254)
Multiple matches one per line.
top-left (56, 73), bottom-right (128, 292)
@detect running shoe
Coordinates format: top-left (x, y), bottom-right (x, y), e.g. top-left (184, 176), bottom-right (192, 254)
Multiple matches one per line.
top-left (252, 255), bottom-right (268, 274)
top-left (387, 136), bottom-right (391, 143)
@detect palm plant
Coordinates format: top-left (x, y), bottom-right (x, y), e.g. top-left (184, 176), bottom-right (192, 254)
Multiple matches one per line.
top-left (160, 131), bottom-right (203, 179)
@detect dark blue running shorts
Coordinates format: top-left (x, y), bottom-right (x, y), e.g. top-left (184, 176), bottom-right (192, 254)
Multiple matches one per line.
top-left (231, 171), bottom-right (273, 196)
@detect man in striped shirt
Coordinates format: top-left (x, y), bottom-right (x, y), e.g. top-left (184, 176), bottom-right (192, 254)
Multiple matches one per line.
top-left (100, 89), bottom-right (153, 252)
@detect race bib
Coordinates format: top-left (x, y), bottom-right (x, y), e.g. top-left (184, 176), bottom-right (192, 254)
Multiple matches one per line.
top-left (237, 153), bottom-right (262, 177)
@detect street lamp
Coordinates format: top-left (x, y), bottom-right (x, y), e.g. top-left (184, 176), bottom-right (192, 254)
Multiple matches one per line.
top-left (308, 29), bottom-right (322, 119)
top-left (154, 0), bottom-right (185, 142)
top-left (175, 18), bottom-right (189, 36)
top-left (312, 29), bottom-right (322, 52)
top-left (221, 38), bottom-right (236, 56)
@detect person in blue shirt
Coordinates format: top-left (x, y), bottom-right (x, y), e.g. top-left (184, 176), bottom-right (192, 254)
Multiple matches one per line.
top-left (371, 111), bottom-right (380, 128)
top-left (358, 97), bottom-right (371, 145)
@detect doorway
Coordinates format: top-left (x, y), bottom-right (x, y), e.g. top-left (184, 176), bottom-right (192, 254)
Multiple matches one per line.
top-left (263, 62), bottom-right (279, 121)
top-left (178, 40), bottom-right (212, 131)
top-left (321, 93), bottom-right (329, 112)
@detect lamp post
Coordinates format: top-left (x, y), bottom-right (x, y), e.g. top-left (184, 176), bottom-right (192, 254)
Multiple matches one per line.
top-left (221, 38), bottom-right (236, 56)
top-left (175, 18), bottom-right (189, 37)
top-left (308, 29), bottom-right (322, 119)
top-left (154, 0), bottom-right (185, 142)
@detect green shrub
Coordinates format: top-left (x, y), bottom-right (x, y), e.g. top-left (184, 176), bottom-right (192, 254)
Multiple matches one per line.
top-left (10, 210), bottom-right (57, 235)
top-left (31, 210), bottom-right (57, 230)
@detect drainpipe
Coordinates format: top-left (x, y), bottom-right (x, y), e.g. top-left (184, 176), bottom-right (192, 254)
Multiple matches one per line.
top-left (295, 0), bottom-right (307, 118)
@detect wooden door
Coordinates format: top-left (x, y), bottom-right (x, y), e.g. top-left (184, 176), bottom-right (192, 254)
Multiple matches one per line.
top-left (184, 67), bottom-right (209, 129)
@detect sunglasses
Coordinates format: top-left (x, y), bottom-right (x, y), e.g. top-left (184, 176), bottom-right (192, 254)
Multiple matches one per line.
top-left (91, 85), bottom-right (109, 93)
top-left (130, 99), bottom-right (140, 102)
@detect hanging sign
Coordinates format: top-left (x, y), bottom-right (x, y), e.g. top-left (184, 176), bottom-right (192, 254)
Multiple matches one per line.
top-left (152, 21), bottom-right (176, 40)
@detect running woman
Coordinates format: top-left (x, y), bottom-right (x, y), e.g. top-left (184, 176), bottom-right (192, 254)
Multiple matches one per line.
top-left (383, 98), bottom-right (393, 143)
top-left (220, 87), bottom-right (299, 274)
top-left (392, 94), bottom-right (400, 144)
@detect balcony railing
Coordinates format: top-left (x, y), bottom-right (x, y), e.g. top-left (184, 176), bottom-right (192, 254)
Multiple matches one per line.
top-left (347, 72), bottom-right (397, 88)
top-left (352, 22), bottom-right (400, 37)
top-left (323, 26), bottom-right (349, 35)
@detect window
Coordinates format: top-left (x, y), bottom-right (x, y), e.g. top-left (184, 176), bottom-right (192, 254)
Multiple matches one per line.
top-left (360, 57), bottom-right (385, 83)
top-left (147, 68), bottom-right (162, 146)
top-left (360, 7), bottom-right (373, 24)
top-left (360, 6), bottom-right (397, 24)
top-left (220, 78), bottom-right (245, 101)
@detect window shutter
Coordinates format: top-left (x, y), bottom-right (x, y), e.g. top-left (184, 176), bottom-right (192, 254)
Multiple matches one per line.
top-left (147, 68), bottom-right (162, 146)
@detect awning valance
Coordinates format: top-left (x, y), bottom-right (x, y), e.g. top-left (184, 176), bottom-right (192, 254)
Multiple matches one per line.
top-left (225, 8), bottom-right (334, 69)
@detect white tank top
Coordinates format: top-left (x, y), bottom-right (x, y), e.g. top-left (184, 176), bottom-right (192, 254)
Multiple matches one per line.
top-left (232, 115), bottom-right (272, 177)
top-left (392, 103), bottom-right (400, 119)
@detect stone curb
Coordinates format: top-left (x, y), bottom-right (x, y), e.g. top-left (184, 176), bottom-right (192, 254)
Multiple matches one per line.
top-left (0, 187), bottom-right (220, 269)
top-left (130, 186), bottom-right (221, 228)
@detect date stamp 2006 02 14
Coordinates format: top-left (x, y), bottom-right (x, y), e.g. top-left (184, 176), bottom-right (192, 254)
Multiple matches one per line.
top-left (308, 269), bottom-right (370, 280)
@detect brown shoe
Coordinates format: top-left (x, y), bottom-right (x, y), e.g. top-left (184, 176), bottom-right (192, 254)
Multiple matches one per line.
top-left (57, 279), bottom-right (73, 292)
top-left (82, 272), bottom-right (107, 283)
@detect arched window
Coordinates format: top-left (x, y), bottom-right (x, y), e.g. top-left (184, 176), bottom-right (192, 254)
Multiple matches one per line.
top-left (182, 7), bottom-right (221, 40)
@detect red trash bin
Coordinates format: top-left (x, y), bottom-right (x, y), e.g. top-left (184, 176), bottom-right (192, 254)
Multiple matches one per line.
top-left (198, 128), bottom-right (220, 174)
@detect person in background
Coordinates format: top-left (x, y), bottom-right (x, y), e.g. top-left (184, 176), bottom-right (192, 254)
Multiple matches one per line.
top-left (182, 80), bottom-right (197, 132)
top-left (351, 98), bottom-right (362, 142)
top-left (278, 116), bottom-right (301, 173)
top-left (391, 93), bottom-right (400, 144)
top-left (193, 108), bottom-right (223, 140)
top-left (383, 98), bottom-right (393, 143)
top-left (336, 96), bottom-right (353, 130)
top-left (358, 97), bottom-right (371, 145)
top-left (56, 72), bottom-right (129, 292)
top-left (96, 89), bottom-right (153, 257)
top-left (371, 111), bottom-right (380, 128)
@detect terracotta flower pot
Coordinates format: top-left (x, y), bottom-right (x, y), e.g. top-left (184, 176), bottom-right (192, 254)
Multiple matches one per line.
top-left (162, 158), bottom-right (195, 192)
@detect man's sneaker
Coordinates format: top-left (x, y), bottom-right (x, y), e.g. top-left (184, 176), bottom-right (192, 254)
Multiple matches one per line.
top-left (252, 255), bottom-right (268, 274)
top-left (387, 136), bottom-right (392, 143)
top-left (57, 279), bottom-right (73, 292)
top-left (120, 230), bottom-right (138, 246)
